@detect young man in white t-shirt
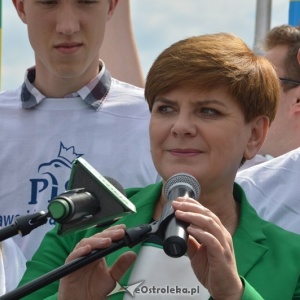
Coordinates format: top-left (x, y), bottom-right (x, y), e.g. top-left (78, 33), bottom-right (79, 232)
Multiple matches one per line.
top-left (0, 0), bottom-right (160, 291)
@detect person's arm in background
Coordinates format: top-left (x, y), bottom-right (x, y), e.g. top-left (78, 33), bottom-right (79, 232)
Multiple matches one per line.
top-left (0, 239), bottom-right (26, 295)
top-left (100, 0), bottom-right (145, 88)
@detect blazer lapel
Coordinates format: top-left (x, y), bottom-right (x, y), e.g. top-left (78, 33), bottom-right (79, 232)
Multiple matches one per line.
top-left (233, 184), bottom-right (269, 276)
top-left (105, 183), bottom-right (163, 281)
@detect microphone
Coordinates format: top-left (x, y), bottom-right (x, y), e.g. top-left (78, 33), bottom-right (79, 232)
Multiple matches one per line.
top-left (161, 173), bottom-right (201, 258)
top-left (48, 176), bottom-right (125, 223)
top-left (48, 188), bottom-right (99, 223)
top-left (48, 157), bottom-right (136, 235)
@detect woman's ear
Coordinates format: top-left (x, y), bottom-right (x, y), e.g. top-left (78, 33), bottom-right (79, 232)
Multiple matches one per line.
top-left (243, 116), bottom-right (269, 160)
top-left (12, 0), bottom-right (27, 24)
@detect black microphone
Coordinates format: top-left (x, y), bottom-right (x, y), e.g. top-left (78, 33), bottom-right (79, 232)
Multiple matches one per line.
top-left (48, 188), bottom-right (99, 223)
top-left (48, 157), bottom-right (136, 235)
top-left (48, 176), bottom-right (125, 223)
top-left (161, 173), bottom-right (201, 258)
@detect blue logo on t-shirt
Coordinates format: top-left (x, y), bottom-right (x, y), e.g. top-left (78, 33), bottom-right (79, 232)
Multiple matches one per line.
top-left (28, 142), bottom-right (83, 205)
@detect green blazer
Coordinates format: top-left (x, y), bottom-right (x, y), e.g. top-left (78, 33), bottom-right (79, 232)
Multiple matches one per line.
top-left (19, 183), bottom-right (300, 299)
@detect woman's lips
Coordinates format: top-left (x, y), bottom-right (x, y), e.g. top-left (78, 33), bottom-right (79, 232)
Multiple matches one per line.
top-left (168, 149), bottom-right (202, 157)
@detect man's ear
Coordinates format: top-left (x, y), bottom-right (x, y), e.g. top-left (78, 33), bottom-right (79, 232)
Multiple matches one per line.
top-left (107, 0), bottom-right (119, 21)
top-left (290, 85), bottom-right (300, 114)
top-left (243, 116), bottom-right (269, 160)
top-left (295, 48), bottom-right (300, 109)
top-left (12, 0), bottom-right (27, 24)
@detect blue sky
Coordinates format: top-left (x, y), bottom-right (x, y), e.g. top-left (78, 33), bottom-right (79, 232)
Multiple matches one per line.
top-left (1, 0), bottom-right (291, 91)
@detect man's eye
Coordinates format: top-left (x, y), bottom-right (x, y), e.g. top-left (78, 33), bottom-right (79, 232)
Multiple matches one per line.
top-left (39, 1), bottom-right (56, 4)
top-left (78, 0), bottom-right (98, 3)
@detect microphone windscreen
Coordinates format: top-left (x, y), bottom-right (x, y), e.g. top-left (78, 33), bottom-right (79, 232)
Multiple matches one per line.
top-left (56, 158), bottom-right (136, 235)
top-left (104, 176), bottom-right (126, 196)
top-left (164, 173), bottom-right (200, 200)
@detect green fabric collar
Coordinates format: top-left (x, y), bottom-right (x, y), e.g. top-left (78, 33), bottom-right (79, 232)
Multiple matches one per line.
top-left (232, 184), bottom-right (268, 276)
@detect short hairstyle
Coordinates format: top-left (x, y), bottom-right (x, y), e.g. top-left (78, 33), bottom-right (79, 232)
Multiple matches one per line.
top-left (145, 33), bottom-right (280, 124)
top-left (264, 25), bottom-right (300, 88)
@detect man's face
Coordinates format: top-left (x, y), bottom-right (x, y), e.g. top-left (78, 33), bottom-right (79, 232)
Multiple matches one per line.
top-left (260, 45), bottom-right (300, 156)
top-left (14, 0), bottom-right (116, 81)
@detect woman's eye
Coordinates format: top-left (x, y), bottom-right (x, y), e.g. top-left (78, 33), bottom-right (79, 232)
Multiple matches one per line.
top-left (200, 107), bottom-right (221, 118)
top-left (157, 105), bottom-right (173, 113)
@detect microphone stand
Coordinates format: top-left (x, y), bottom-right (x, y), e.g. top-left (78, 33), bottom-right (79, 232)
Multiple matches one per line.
top-left (0, 222), bottom-right (161, 300)
top-left (0, 212), bottom-right (48, 242)
top-left (0, 209), bottom-right (177, 300)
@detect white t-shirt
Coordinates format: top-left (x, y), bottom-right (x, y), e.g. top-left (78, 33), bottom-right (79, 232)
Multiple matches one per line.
top-left (238, 154), bottom-right (273, 171)
top-left (0, 78), bottom-right (160, 260)
top-left (123, 243), bottom-right (210, 299)
top-left (235, 147), bottom-right (300, 234)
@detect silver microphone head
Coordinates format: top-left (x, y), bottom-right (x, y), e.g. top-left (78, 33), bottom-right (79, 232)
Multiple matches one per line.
top-left (164, 173), bottom-right (201, 201)
top-left (162, 173), bottom-right (201, 257)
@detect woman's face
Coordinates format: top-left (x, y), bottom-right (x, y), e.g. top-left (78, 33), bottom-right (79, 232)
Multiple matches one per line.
top-left (150, 86), bottom-right (258, 193)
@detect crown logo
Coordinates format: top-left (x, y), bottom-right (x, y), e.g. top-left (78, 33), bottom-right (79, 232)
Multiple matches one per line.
top-left (57, 142), bottom-right (83, 164)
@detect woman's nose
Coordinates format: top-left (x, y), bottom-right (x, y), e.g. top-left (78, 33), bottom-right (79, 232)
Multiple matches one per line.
top-left (171, 114), bottom-right (197, 137)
